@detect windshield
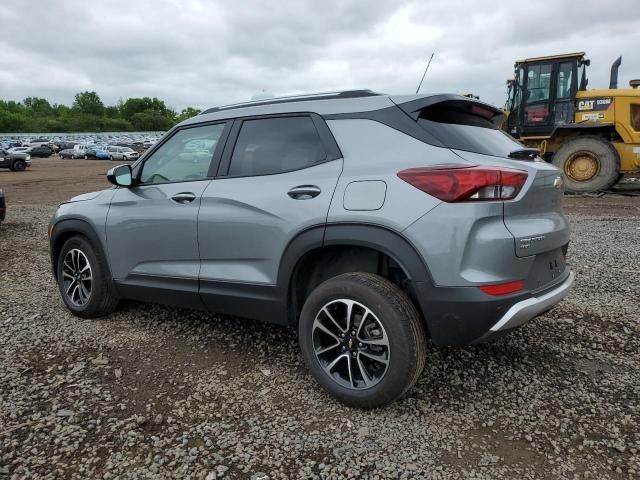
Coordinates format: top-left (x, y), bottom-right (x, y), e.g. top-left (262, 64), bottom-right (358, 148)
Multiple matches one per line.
top-left (417, 103), bottom-right (523, 157)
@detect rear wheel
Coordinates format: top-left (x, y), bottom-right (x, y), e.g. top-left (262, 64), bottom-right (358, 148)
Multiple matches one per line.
top-left (56, 235), bottom-right (119, 318)
top-left (299, 272), bottom-right (427, 408)
top-left (552, 136), bottom-right (620, 193)
top-left (11, 160), bottom-right (26, 171)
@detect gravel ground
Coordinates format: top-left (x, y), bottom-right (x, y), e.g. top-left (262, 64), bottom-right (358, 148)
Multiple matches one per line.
top-left (1, 162), bottom-right (639, 479)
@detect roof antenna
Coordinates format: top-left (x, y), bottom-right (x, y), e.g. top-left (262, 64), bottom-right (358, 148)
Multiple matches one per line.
top-left (416, 52), bottom-right (435, 94)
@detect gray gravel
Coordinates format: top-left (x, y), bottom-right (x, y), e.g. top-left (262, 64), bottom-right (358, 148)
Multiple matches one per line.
top-left (1, 203), bottom-right (639, 479)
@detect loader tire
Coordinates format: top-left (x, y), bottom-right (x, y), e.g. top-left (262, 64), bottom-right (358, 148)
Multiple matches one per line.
top-left (552, 136), bottom-right (620, 193)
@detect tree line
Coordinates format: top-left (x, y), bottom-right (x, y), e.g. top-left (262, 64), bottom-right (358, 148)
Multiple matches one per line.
top-left (0, 91), bottom-right (202, 133)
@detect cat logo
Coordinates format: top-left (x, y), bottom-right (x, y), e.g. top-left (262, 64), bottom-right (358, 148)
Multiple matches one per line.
top-left (577, 97), bottom-right (612, 111)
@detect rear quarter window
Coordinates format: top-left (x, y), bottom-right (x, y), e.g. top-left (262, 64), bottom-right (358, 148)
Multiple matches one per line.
top-left (417, 102), bottom-right (523, 157)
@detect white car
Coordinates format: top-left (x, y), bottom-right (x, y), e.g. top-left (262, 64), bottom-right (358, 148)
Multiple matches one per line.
top-left (8, 147), bottom-right (29, 154)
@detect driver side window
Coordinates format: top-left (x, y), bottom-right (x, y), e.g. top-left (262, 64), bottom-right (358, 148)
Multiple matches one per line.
top-left (140, 123), bottom-right (226, 184)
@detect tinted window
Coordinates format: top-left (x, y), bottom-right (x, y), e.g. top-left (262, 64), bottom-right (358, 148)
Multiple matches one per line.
top-left (557, 62), bottom-right (573, 99)
top-left (140, 123), bottom-right (225, 184)
top-left (526, 64), bottom-right (552, 103)
top-left (417, 103), bottom-right (523, 157)
top-left (228, 116), bottom-right (326, 176)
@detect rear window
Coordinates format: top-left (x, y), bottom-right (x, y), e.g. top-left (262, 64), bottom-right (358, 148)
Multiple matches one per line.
top-left (417, 102), bottom-right (524, 157)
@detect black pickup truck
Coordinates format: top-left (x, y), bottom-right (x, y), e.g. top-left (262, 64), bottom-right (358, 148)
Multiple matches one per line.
top-left (0, 149), bottom-right (31, 171)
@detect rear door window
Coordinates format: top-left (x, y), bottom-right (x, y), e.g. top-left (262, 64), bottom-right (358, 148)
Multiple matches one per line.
top-left (228, 116), bottom-right (326, 177)
top-left (416, 102), bottom-right (523, 157)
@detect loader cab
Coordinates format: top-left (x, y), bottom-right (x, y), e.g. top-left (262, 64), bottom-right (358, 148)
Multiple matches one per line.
top-left (506, 52), bottom-right (588, 138)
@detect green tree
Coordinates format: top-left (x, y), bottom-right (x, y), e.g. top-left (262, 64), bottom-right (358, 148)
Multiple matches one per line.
top-left (131, 110), bottom-right (173, 131)
top-left (72, 91), bottom-right (105, 116)
top-left (120, 97), bottom-right (171, 121)
top-left (176, 107), bottom-right (201, 123)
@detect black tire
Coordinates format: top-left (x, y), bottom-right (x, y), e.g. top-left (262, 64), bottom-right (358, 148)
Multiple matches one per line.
top-left (551, 136), bottom-right (620, 193)
top-left (56, 235), bottom-right (119, 318)
top-left (298, 272), bottom-right (427, 408)
top-left (11, 160), bottom-right (26, 171)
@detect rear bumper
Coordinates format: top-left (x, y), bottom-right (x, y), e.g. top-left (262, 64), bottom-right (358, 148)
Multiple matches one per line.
top-left (488, 271), bottom-right (573, 332)
top-left (411, 268), bottom-right (574, 346)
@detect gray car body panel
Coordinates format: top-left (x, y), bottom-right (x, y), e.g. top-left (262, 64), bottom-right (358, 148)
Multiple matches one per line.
top-left (105, 180), bottom-right (211, 281)
top-left (198, 159), bottom-right (343, 285)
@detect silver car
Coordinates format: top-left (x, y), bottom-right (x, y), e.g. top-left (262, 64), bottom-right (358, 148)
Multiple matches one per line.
top-left (49, 90), bottom-right (573, 407)
top-left (106, 146), bottom-right (139, 161)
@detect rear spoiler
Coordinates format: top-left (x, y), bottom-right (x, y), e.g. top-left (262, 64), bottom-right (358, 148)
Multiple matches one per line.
top-left (390, 94), bottom-right (506, 125)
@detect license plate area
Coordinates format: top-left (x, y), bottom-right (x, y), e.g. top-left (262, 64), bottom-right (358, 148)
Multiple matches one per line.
top-left (524, 248), bottom-right (566, 292)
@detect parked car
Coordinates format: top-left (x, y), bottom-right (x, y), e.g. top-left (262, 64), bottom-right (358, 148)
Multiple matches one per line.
top-left (95, 149), bottom-right (111, 160)
top-left (8, 147), bottom-right (29, 154)
top-left (0, 148), bottom-right (31, 171)
top-left (107, 146), bottom-right (139, 161)
top-left (28, 146), bottom-right (52, 158)
top-left (59, 149), bottom-right (83, 159)
top-left (79, 147), bottom-right (100, 159)
top-left (0, 189), bottom-right (5, 224)
top-left (48, 90), bottom-right (573, 408)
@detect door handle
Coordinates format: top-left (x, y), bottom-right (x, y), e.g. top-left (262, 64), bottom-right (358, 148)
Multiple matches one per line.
top-left (287, 185), bottom-right (321, 200)
top-left (171, 192), bottom-right (196, 204)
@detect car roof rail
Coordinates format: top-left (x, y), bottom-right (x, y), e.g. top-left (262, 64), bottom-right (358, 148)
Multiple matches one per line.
top-left (200, 89), bottom-right (383, 114)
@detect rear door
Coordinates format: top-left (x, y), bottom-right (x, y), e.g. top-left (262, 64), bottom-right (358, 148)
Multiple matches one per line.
top-left (105, 122), bottom-right (229, 306)
top-left (552, 61), bottom-right (577, 126)
top-left (197, 114), bottom-right (343, 320)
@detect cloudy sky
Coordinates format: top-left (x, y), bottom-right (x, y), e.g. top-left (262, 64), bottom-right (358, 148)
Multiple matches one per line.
top-left (1, 0), bottom-right (639, 111)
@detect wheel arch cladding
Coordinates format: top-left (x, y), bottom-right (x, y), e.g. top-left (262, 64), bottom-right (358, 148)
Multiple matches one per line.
top-left (278, 223), bottom-right (434, 327)
top-left (50, 219), bottom-right (111, 281)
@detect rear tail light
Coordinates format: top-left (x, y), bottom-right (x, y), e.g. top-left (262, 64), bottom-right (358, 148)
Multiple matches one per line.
top-left (479, 280), bottom-right (524, 296)
top-left (397, 165), bottom-right (528, 202)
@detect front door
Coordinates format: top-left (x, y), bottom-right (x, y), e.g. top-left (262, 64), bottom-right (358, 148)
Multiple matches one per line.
top-left (197, 115), bottom-right (343, 322)
top-left (523, 62), bottom-right (553, 134)
top-left (105, 122), bottom-right (228, 307)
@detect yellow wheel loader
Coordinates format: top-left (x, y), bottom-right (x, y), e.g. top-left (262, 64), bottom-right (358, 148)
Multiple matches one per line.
top-left (504, 52), bottom-right (640, 192)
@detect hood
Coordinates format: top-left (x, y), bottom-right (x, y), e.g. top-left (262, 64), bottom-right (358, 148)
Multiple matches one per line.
top-left (61, 189), bottom-right (108, 204)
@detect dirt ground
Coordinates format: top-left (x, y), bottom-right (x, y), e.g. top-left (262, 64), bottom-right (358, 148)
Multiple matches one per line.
top-left (1, 158), bottom-right (639, 479)
top-left (1, 158), bottom-right (131, 205)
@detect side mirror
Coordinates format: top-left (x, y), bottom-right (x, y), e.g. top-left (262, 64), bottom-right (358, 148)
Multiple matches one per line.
top-left (107, 164), bottom-right (133, 187)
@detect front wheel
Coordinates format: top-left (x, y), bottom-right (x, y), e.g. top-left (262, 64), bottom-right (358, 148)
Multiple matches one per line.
top-left (11, 160), bottom-right (26, 171)
top-left (299, 272), bottom-right (427, 408)
top-left (56, 235), bottom-right (119, 318)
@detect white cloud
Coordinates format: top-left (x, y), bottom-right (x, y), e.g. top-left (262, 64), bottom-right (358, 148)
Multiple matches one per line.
top-left (0, 0), bottom-right (638, 110)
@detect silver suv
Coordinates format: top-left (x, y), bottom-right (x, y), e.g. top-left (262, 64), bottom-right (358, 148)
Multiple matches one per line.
top-left (49, 90), bottom-right (573, 408)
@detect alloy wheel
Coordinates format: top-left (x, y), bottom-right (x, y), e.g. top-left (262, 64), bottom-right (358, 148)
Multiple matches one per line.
top-left (312, 299), bottom-right (390, 390)
top-left (62, 249), bottom-right (93, 306)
